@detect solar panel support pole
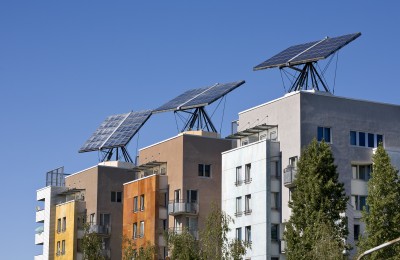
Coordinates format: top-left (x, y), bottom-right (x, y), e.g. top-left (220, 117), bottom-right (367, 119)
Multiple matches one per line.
top-left (180, 107), bottom-right (217, 133)
top-left (288, 62), bottom-right (330, 93)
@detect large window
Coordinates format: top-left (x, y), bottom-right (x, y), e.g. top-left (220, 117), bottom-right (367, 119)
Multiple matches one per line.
top-left (271, 224), bottom-right (279, 241)
top-left (245, 164), bottom-right (252, 183)
top-left (317, 126), bottom-right (331, 143)
top-left (245, 195), bottom-right (252, 215)
top-left (198, 164), bottom-right (211, 177)
top-left (245, 226), bottom-right (252, 243)
top-left (353, 195), bottom-right (367, 211)
top-left (235, 197), bottom-right (242, 217)
top-left (133, 196), bottom-right (138, 212)
top-left (352, 164), bottom-right (372, 181)
top-left (351, 131), bottom-right (383, 148)
top-left (235, 166), bottom-right (242, 186)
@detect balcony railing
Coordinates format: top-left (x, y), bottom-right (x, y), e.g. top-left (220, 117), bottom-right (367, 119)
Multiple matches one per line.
top-left (170, 227), bottom-right (198, 239)
top-left (283, 166), bottom-right (297, 188)
top-left (89, 224), bottom-right (111, 235)
top-left (168, 200), bottom-right (198, 216)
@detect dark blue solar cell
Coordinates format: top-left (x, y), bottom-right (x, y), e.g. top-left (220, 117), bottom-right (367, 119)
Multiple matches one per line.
top-left (290, 33), bottom-right (361, 64)
top-left (79, 110), bottom-right (152, 153)
top-left (253, 40), bottom-right (319, 70)
top-left (181, 81), bottom-right (245, 109)
top-left (153, 87), bottom-right (207, 113)
top-left (253, 32), bottom-right (361, 70)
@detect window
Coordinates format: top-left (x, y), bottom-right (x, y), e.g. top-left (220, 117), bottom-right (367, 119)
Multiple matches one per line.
top-left (245, 164), bottom-right (252, 183)
top-left (272, 161), bottom-right (280, 179)
top-left (174, 189), bottom-right (181, 202)
top-left (352, 164), bottom-right (372, 181)
top-left (350, 131), bottom-right (357, 145)
top-left (57, 218), bottom-right (61, 233)
top-left (187, 190), bottom-right (198, 203)
top-left (245, 226), bottom-right (252, 243)
top-left (271, 192), bottom-right (279, 210)
top-left (133, 196), bottom-right (138, 212)
top-left (198, 164), bottom-right (211, 177)
top-left (140, 221), bottom-right (145, 238)
top-left (62, 217), bottom-right (66, 232)
top-left (353, 195), bottom-right (367, 211)
top-left (368, 133), bottom-right (374, 148)
top-left (140, 195), bottom-right (145, 211)
top-left (317, 126), bottom-right (331, 143)
top-left (100, 213), bottom-right (110, 228)
top-left (56, 241), bottom-right (61, 255)
top-left (354, 224), bottom-right (360, 241)
top-left (271, 224), bottom-right (279, 241)
top-left (235, 197), bottom-right (242, 217)
top-left (90, 213), bottom-right (95, 224)
top-left (377, 134), bottom-right (383, 145)
top-left (359, 132), bottom-right (366, 147)
top-left (111, 191), bottom-right (122, 202)
top-left (236, 227), bottom-right (242, 240)
top-left (245, 195), bottom-right (252, 215)
top-left (61, 240), bottom-right (65, 255)
top-left (235, 166), bottom-right (242, 186)
top-left (289, 156), bottom-right (298, 167)
top-left (133, 222), bottom-right (138, 239)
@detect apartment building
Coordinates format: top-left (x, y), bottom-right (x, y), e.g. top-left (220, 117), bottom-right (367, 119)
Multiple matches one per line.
top-left (222, 90), bottom-right (400, 259)
top-left (122, 130), bottom-right (232, 258)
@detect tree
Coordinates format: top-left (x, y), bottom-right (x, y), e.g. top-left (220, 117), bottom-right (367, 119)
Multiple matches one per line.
top-left (122, 236), bottom-right (157, 260)
top-left (199, 204), bottom-right (249, 260)
top-left (81, 223), bottom-right (105, 260)
top-left (358, 144), bottom-right (400, 259)
top-left (284, 139), bottom-right (348, 260)
top-left (164, 227), bottom-right (200, 260)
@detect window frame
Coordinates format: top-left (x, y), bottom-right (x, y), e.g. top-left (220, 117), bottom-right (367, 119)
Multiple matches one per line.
top-left (133, 196), bottom-right (138, 212)
top-left (235, 166), bottom-right (242, 186)
top-left (235, 196), bottom-right (242, 217)
top-left (140, 195), bottom-right (145, 211)
top-left (245, 225), bottom-right (252, 243)
top-left (198, 164), bottom-right (212, 178)
top-left (317, 126), bottom-right (332, 143)
top-left (245, 164), bottom-right (252, 183)
top-left (236, 227), bottom-right (242, 240)
top-left (139, 221), bottom-right (145, 238)
top-left (271, 224), bottom-right (279, 241)
top-left (245, 194), bottom-right (252, 215)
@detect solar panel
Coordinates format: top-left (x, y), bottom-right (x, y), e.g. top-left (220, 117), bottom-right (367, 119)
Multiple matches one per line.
top-left (153, 80), bottom-right (245, 113)
top-left (253, 32), bottom-right (361, 71)
top-left (79, 110), bottom-right (152, 153)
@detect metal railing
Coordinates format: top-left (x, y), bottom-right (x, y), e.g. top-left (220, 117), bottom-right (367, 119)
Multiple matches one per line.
top-left (170, 227), bottom-right (198, 239)
top-left (89, 224), bottom-right (111, 235)
top-left (168, 200), bottom-right (198, 215)
top-left (283, 165), bottom-right (297, 187)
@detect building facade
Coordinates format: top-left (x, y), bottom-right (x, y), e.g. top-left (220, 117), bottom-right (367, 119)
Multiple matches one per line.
top-left (222, 90), bottom-right (400, 259)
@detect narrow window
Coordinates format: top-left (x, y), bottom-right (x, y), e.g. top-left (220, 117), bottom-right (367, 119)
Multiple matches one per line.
top-left (133, 196), bottom-right (138, 212)
top-left (350, 131), bottom-right (357, 145)
top-left (90, 213), bottom-right (95, 224)
top-left (271, 192), bottom-right (279, 210)
top-left (140, 195), bottom-right (145, 211)
top-left (271, 224), bottom-right (279, 240)
top-left (61, 240), bottom-right (65, 255)
top-left (235, 166), bottom-right (242, 186)
top-left (57, 218), bottom-right (61, 233)
top-left (204, 164), bottom-right (211, 177)
top-left (359, 132), bottom-right (366, 147)
top-left (198, 164), bottom-right (204, 177)
top-left (140, 221), bottom-right (145, 238)
top-left (377, 134), bottom-right (383, 146)
top-left (174, 190), bottom-right (180, 202)
top-left (117, 192), bottom-right (122, 203)
top-left (245, 164), bottom-right (252, 183)
top-left (62, 217), bottom-right (66, 232)
top-left (111, 191), bottom-right (116, 202)
top-left (354, 224), bottom-right (360, 241)
top-left (236, 227), bottom-right (242, 240)
top-left (324, 127), bottom-right (331, 142)
top-left (317, 127), bottom-right (324, 141)
top-left (57, 241), bottom-right (61, 255)
top-left (245, 195), bottom-right (251, 215)
top-left (235, 197), bottom-right (242, 216)
top-left (245, 226), bottom-right (252, 243)
top-left (133, 222), bottom-right (137, 239)
top-left (368, 133), bottom-right (374, 148)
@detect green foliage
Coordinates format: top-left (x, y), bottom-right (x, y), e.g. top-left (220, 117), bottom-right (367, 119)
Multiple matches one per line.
top-left (81, 223), bottom-right (105, 260)
top-left (358, 144), bottom-right (400, 259)
top-left (284, 139), bottom-right (348, 260)
top-left (122, 236), bottom-right (157, 260)
top-left (165, 204), bottom-right (250, 260)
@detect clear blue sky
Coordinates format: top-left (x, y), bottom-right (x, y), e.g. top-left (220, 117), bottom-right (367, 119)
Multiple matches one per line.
top-left (1, 1), bottom-right (399, 258)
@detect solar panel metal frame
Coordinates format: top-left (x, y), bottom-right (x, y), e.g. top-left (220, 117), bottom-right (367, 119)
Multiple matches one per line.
top-left (253, 32), bottom-right (361, 71)
top-left (153, 80), bottom-right (245, 113)
top-left (79, 110), bottom-right (152, 153)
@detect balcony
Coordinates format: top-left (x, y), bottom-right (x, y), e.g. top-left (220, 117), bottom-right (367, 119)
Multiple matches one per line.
top-left (168, 200), bottom-right (198, 216)
top-left (89, 224), bottom-right (111, 236)
top-left (36, 209), bottom-right (45, 223)
top-left (170, 227), bottom-right (198, 239)
top-left (283, 166), bottom-right (297, 188)
top-left (35, 232), bottom-right (44, 245)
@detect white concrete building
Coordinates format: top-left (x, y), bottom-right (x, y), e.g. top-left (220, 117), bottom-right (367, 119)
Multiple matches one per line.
top-left (222, 90), bottom-right (400, 259)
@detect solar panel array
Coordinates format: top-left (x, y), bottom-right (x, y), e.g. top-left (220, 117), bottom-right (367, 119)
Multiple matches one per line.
top-left (79, 110), bottom-right (152, 153)
top-left (153, 80), bottom-right (245, 113)
top-left (254, 32), bottom-right (361, 71)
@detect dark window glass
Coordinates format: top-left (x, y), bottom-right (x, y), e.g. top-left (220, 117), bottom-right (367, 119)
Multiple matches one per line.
top-left (350, 131), bottom-right (357, 145)
top-left (377, 134), bottom-right (383, 146)
top-left (271, 224), bottom-right (279, 240)
top-left (324, 127), bottom-right (331, 142)
top-left (354, 224), bottom-right (360, 241)
top-left (359, 166), bottom-right (366, 180)
top-left (317, 127), bottom-right (323, 141)
top-left (111, 191), bottom-right (116, 202)
top-left (198, 164), bottom-right (204, 176)
top-left (117, 192), bottom-right (122, 202)
top-left (360, 196), bottom-right (367, 211)
top-left (368, 133), bottom-right (374, 148)
top-left (204, 164), bottom-right (211, 177)
top-left (366, 165), bottom-right (372, 181)
top-left (359, 132), bottom-right (366, 147)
